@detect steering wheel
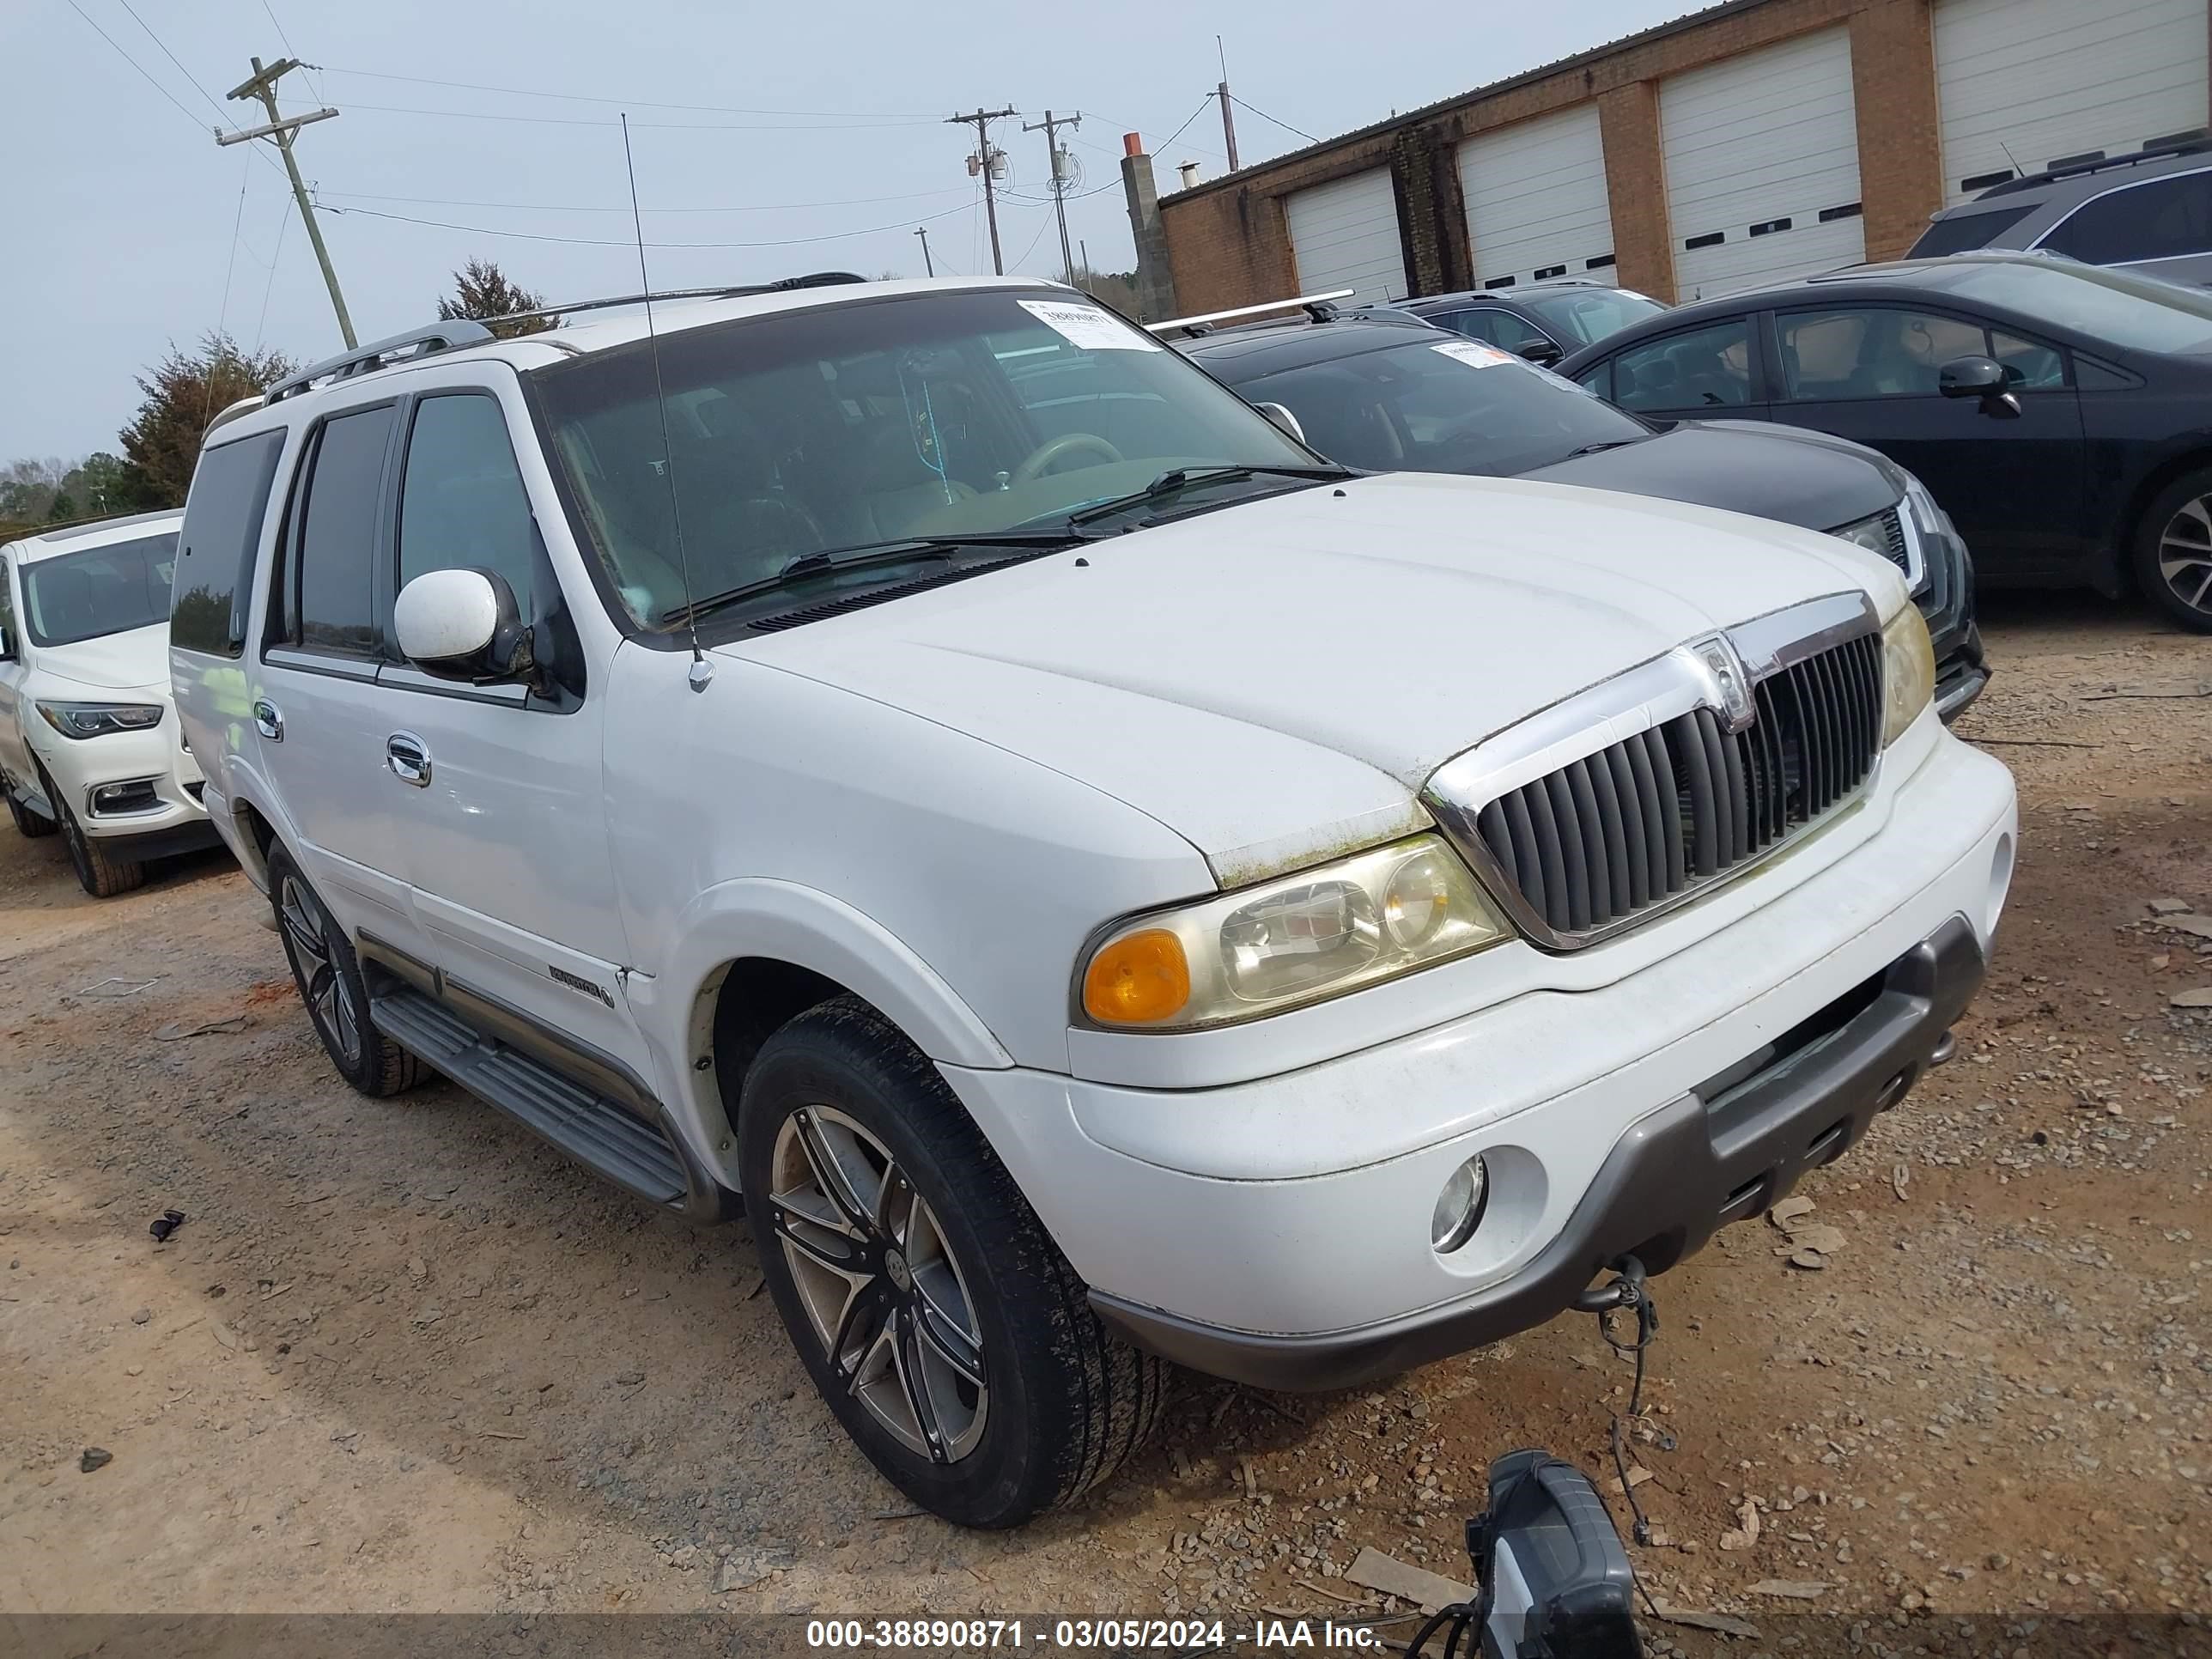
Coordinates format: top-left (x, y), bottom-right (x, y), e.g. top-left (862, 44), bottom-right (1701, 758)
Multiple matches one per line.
top-left (1011, 431), bottom-right (1124, 484)
top-left (738, 495), bottom-right (826, 554)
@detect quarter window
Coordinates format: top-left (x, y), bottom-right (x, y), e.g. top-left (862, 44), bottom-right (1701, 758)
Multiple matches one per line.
top-left (1777, 308), bottom-right (2066, 399)
top-left (398, 393), bottom-right (539, 614)
top-left (289, 406), bottom-right (395, 654)
top-left (1610, 320), bottom-right (1753, 410)
top-left (2040, 173), bottom-right (2212, 265)
top-left (173, 429), bottom-right (284, 658)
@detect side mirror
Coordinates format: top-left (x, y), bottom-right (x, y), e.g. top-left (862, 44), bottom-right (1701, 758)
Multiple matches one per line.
top-left (1938, 355), bottom-right (2022, 418)
top-left (394, 568), bottom-right (534, 684)
top-left (1251, 400), bottom-right (1308, 447)
top-left (1514, 338), bottom-right (1565, 368)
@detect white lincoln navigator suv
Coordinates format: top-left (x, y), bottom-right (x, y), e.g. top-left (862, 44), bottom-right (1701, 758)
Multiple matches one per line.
top-left (173, 276), bottom-right (2017, 1527)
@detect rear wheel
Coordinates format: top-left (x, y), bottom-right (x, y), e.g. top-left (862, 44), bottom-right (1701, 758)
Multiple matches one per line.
top-left (6, 786), bottom-right (57, 839)
top-left (48, 774), bottom-right (145, 897)
top-left (738, 996), bottom-right (1165, 1528)
top-left (266, 844), bottom-right (424, 1097)
top-left (2134, 468), bottom-right (2212, 632)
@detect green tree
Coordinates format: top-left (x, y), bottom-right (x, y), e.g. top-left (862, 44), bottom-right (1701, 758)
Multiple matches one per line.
top-left (436, 258), bottom-right (556, 337)
top-left (46, 490), bottom-right (76, 522)
top-left (118, 334), bottom-right (295, 509)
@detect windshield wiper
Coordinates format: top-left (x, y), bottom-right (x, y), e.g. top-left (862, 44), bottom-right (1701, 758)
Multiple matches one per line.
top-left (1064, 464), bottom-right (1352, 529)
top-left (1564, 439), bottom-right (1642, 459)
top-left (659, 531), bottom-right (1083, 626)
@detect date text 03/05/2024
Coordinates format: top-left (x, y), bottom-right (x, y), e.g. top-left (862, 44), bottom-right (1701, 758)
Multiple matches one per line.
top-left (805, 1618), bottom-right (1389, 1650)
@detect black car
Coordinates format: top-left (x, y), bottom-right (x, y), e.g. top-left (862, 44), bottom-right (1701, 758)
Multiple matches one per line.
top-left (1557, 250), bottom-right (2212, 631)
top-left (1366, 277), bottom-right (1669, 366)
top-left (1181, 311), bottom-right (1987, 719)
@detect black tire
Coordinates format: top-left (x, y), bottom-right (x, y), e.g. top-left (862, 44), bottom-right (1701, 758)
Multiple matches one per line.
top-left (2133, 467), bottom-right (2212, 632)
top-left (7, 786), bottom-right (57, 839)
top-left (265, 843), bottom-right (425, 1098)
top-left (738, 995), bottom-right (1165, 1528)
top-left (48, 773), bottom-right (145, 897)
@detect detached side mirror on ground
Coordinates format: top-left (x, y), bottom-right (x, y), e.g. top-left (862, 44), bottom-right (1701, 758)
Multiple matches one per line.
top-left (1251, 401), bottom-right (1308, 446)
top-left (394, 568), bottom-right (535, 684)
top-left (1938, 355), bottom-right (2022, 419)
top-left (1515, 338), bottom-right (1565, 368)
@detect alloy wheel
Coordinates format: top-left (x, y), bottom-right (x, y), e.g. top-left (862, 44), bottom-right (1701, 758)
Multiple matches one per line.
top-left (277, 872), bottom-right (362, 1066)
top-left (767, 1105), bottom-right (988, 1463)
top-left (2156, 494), bottom-right (2212, 620)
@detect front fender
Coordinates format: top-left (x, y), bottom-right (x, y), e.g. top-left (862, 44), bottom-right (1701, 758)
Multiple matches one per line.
top-left (659, 876), bottom-right (1015, 1076)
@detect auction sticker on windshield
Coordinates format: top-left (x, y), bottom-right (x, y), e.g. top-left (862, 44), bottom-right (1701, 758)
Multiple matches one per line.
top-left (1018, 299), bottom-right (1163, 351)
top-left (1431, 340), bottom-right (1517, 369)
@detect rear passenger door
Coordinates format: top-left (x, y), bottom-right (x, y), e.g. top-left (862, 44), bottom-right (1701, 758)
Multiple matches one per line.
top-left (372, 379), bottom-right (649, 1085)
top-left (254, 401), bottom-right (434, 960)
top-left (1598, 317), bottom-right (1771, 422)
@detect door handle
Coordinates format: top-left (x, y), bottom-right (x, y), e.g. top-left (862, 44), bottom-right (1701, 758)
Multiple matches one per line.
top-left (252, 699), bottom-right (283, 742)
top-left (386, 731), bottom-right (432, 787)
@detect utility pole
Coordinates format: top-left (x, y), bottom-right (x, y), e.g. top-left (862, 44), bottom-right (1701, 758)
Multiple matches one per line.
top-left (1215, 36), bottom-right (1240, 172)
top-left (220, 57), bottom-right (354, 348)
top-left (914, 225), bottom-right (935, 276)
top-left (1023, 109), bottom-right (1083, 285)
top-left (947, 106), bottom-right (1018, 275)
top-left (1079, 238), bottom-right (1092, 295)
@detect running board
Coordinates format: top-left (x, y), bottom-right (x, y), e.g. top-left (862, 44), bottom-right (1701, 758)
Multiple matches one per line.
top-left (368, 987), bottom-right (689, 1206)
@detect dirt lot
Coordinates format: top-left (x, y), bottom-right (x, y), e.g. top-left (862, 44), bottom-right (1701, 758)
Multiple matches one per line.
top-left (3, 597), bottom-right (2208, 1644)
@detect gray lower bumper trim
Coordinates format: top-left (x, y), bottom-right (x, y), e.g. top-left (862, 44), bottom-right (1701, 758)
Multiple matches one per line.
top-left (1091, 915), bottom-right (1986, 1393)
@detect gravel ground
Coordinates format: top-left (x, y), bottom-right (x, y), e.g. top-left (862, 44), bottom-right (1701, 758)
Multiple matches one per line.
top-left (1, 595), bottom-right (2207, 1645)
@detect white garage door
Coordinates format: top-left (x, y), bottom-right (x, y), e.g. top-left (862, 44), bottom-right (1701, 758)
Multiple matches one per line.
top-left (1935, 0), bottom-right (2209, 204)
top-left (1661, 27), bottom-right (1866, 301)
top-left (1457, 105), bottom-right (1614, 289)
top-left (1285, 168), bottom-right (1408, 305)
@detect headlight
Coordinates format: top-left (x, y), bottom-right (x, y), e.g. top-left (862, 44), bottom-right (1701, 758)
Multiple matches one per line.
top-left (36, 701), bottom-right (163, 740)
top-left (1079, 834), bottom-right (1513, 1029)
top-left (1880, 605), bottom-right (1936, 747)
top-left (1828, 510), bottom-right (1894, 561)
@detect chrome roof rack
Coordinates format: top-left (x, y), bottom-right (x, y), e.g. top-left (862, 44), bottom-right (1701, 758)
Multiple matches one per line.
top-left (265, 320), bottom-right (495, 404)
top-left (1144, 289), bottom-right (1358, 337)
top-left (492, 270), bottom-right (871, 328)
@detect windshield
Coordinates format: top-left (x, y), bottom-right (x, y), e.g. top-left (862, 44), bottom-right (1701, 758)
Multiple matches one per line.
top-left (1232, 337), bottom-right (1648, 476)
top-left (529, 288), bottom-right (1317, 625)
top-left (21, 532), bottom-right (179, 647)
top-left (1518, 288), bottom-right (1668, 346)
top-left (1939, 258), bottom-right (2212, 352)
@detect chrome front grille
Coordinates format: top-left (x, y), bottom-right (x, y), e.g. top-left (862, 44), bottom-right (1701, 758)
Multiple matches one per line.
top-left (1425, 594), bottom-right (1884, 950)
top-left (1876, 507), bottom-right (1910, 574)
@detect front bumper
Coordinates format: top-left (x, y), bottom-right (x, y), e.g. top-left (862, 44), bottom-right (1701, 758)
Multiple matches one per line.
top-left (940, 724), bottom-right (2015, 1391)
top-left (28, 702), bottom-right (210, 847)
top-left (1094, 915), bottom-right (1982, 1390)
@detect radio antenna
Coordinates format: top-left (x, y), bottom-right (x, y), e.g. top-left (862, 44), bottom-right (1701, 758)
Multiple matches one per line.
top-left (621, 112), bottom-right (712, 690)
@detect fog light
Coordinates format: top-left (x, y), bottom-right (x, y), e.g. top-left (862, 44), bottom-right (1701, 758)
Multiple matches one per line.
top-left (1431, 1154), bottom-right (1489, 1255)
top-left (90, 779), bottom-right (160, 816)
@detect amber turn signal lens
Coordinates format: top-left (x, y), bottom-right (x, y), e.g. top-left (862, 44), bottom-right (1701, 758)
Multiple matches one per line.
top-left (1083, 928), bottom-right (1191, 1024)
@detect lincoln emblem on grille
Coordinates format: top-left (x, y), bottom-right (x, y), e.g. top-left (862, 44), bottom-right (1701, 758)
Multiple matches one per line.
top-left (1422, 592), bottom-right (1884, 951)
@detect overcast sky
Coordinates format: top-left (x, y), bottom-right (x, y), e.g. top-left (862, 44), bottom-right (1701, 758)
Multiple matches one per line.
top-left (1, 0), bottom-right (1703, 463)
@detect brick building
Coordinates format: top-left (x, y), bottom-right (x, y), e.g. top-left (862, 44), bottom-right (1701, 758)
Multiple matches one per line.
top-left (1156, 0), bottom-right (2212, 313)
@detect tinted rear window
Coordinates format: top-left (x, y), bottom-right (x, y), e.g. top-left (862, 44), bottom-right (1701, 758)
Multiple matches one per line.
top-left (21, 532), bottom-right (178, 647)
top-left (2040, 172), bottom-right (2212, 264)
top-left (173, 430), bottom-right (284, 658)
top-left (1908, 204), bottom-right (2036, 258)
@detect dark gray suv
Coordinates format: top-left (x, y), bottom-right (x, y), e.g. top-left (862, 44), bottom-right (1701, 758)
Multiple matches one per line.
top-left (1909, 136), bottom-right (2212, 288)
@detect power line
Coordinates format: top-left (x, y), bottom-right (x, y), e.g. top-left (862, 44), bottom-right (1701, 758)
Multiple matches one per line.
top-left (62, 0), bottom-right (227, 138)
top-left (1006, 211), bottom-right (1054, 275)
top-left (315, 197), bottom-right (979, 250)
top-left (316, 64), bottom-right (943, 122)
top-left (256, 0), bottom-right (325, 103)
top-left (1231, 94), bottom-right (1319, 145)
top-left (343, 100), bottom-right (941, 131)
top-left (313, 184), bottom-right (974, 215)
top-left (112, 0), bottom-right (228, 125)
top-left (1154, 98), bottom-right (1218, 160)
top-left (253, 197), bottom-right (291, 354)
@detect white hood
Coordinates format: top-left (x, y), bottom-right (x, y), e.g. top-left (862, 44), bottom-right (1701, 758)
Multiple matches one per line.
top-left (736, 472), bottom-right (1908, 882)
top-left (28, 622), bottom-right (170, 694)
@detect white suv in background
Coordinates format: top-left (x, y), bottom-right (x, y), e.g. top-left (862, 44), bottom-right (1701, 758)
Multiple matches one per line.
top-left (0, 511), bottom-right (218, 896)
top-left (173, 276), bottom-right (2017, 1528)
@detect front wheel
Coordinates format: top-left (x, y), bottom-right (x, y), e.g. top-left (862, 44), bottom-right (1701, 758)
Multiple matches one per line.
top-left (2134, 468), bottom-right (2212, 632)
top-left (47, 773), bottom-right (144, 897)
top-left (738, 996), bottom-right (1165, 1528)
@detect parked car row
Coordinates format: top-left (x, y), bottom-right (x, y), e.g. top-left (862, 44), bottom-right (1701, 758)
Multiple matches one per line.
top-left (8, 276), bottom-right (2018, 1534)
